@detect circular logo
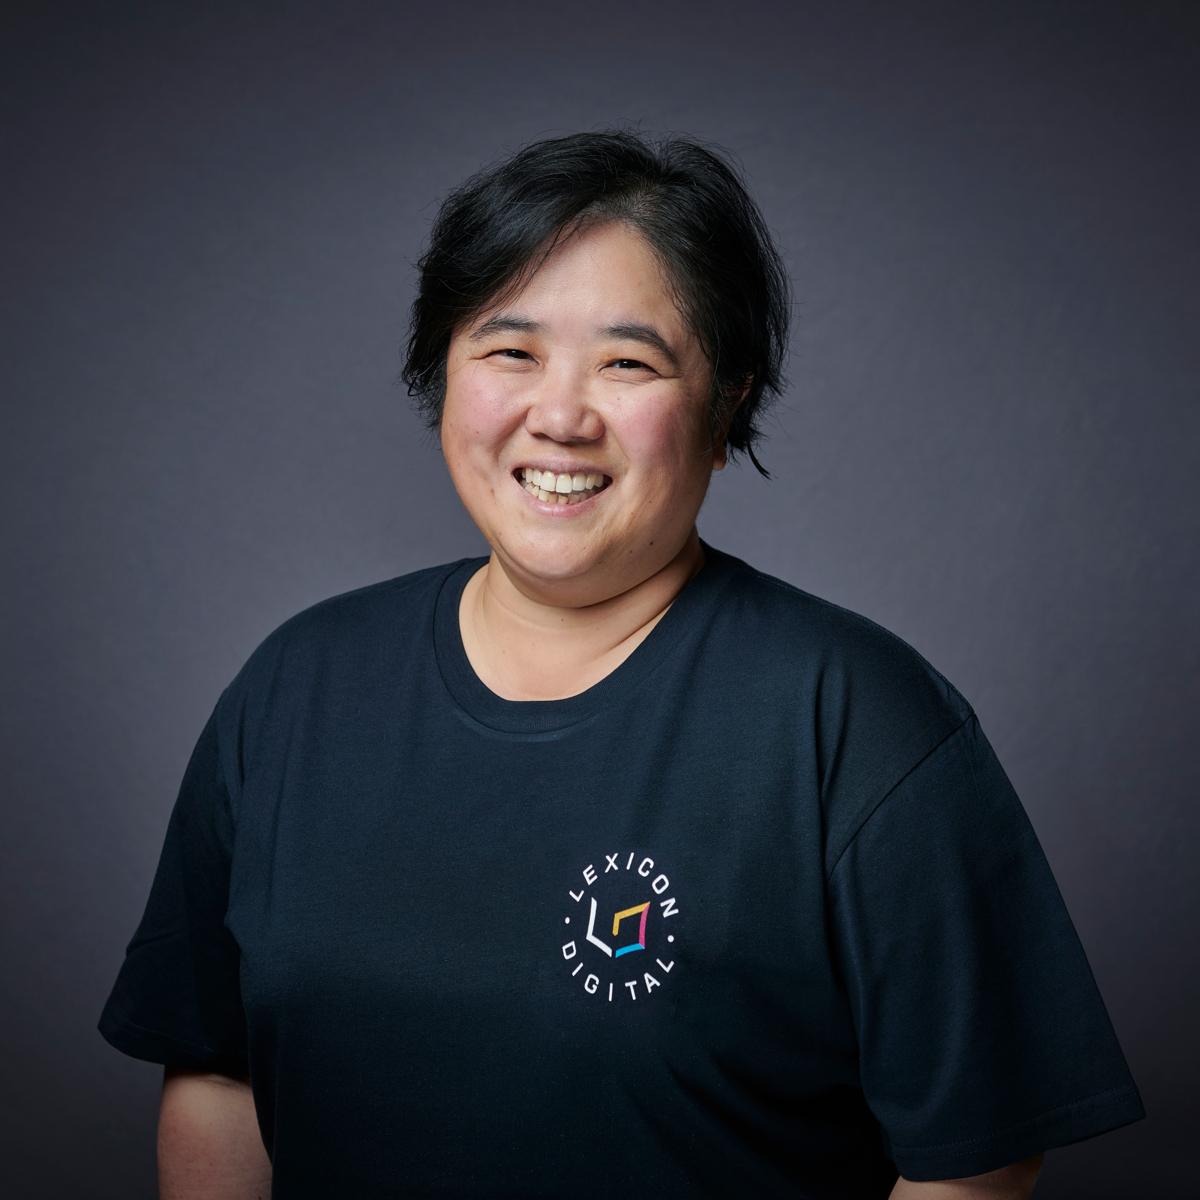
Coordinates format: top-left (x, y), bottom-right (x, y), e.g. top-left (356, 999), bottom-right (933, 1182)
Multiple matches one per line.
top-left (559, 850), bottom-right (680, 1003)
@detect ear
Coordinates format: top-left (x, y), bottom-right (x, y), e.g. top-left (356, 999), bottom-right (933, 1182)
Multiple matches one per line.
top-left (711, 377), bottom-right (753, 471)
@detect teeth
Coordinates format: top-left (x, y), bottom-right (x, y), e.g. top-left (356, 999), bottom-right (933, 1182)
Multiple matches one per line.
top-left (520, 469), bottom-right (609, 504)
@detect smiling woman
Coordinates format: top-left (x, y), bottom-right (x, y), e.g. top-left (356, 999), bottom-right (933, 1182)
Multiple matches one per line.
top-left (444, 221), bottom-right (723, 699)
top-left (99, 130), bottom-right (1143, 1200)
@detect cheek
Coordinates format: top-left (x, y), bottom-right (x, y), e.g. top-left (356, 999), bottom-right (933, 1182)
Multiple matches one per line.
top-left (442, 367), bottom-right (523, 462)
top-left (615, 393), bottom-right (710, 483)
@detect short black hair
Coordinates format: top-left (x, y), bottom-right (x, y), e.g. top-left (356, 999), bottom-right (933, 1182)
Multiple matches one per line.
top-left (402, 129), bottom-right (790, 473)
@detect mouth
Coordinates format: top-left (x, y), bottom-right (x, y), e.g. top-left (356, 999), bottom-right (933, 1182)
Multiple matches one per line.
top-left (516, 467), bottom-right (611, 506)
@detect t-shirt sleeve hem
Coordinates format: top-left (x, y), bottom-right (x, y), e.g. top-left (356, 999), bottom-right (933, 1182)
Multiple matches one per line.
top-left (98, 1008), bottom-right (249, 1076)
top-left (890, 1083), bottom-right (1145, 1181)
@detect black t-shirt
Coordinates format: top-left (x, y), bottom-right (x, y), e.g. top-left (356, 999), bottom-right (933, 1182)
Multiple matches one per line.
top-left (100, 548), bottom-right (1143, 1197)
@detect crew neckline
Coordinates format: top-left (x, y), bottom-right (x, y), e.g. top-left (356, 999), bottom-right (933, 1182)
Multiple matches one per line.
top-left (432, 543), bottom-right (737, 736)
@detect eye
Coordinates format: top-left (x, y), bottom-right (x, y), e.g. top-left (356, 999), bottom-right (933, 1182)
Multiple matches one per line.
top-left (493, 348), bottom-right (533, 360)
top-left (612, 358), bottom-right (652, 371)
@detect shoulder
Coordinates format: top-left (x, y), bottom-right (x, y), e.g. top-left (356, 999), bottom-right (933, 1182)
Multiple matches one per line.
top-left (217, 558), bottom-right (477, 713)
top-left (263, 559), bottom-right (467, 652)
top-left (705, 546), bottom-right (971, 724)
top-left (702, 547), bottom-right (975, 868)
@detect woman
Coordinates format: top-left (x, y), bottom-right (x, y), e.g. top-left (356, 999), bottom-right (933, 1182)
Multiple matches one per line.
top-left (101, 131), bottom-right (1142, 1199)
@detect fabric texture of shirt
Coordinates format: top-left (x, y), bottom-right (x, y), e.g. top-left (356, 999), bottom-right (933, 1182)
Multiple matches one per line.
top-left (100, 548), bottom-right (1144, 1197)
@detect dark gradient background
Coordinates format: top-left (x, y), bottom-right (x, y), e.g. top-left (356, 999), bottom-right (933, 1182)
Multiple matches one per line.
top-left (1, 2), bottom-right (1196, 1196)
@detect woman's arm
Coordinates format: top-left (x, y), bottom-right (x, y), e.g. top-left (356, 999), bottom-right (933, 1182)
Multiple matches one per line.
top-left (159, 1068), bottom-right (272, 1200)
top-left (890, 1155), bottom-right (1043, 1200)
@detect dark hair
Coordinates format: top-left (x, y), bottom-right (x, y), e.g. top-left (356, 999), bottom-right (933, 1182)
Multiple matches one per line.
top-left (402, 129), bottom-right (790, 473)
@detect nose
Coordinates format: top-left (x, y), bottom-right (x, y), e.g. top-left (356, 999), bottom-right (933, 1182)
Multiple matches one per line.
top-left (523, 368), bottom-right (605, 444)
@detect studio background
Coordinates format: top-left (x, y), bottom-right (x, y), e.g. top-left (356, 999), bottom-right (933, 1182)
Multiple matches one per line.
top-left (1, 2), bottom-right (1196, 1197)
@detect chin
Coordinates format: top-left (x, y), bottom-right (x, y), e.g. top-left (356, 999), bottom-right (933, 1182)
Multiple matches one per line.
top-left (507, 548), bottom-right (601, 589)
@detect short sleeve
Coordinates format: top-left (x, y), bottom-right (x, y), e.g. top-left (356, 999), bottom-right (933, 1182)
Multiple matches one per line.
top-left (829, 716), bottom-right (1143, 1181)
top-left (99, 708), bottom-right (249, 1075)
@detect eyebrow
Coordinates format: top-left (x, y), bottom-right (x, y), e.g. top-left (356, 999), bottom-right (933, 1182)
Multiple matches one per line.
top-left (602, 323), bottom-right (679, 367)
top-left (469, 315), bottom-right (544, 340)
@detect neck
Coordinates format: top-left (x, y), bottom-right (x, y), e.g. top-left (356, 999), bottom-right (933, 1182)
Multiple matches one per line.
top-left (458, 530), bottom-right (705, 701)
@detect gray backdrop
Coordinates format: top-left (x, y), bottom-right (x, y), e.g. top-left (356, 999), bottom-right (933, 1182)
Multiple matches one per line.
top-left (1, 1), bottom-right (1196, 1196)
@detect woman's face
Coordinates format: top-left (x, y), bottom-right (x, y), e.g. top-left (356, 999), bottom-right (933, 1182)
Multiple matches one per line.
top-left (441, 221), bottom-right (724, 606)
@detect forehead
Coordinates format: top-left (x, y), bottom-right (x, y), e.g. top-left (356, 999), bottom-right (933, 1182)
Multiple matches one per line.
top-left (470, 222), bottom-right (688, 337)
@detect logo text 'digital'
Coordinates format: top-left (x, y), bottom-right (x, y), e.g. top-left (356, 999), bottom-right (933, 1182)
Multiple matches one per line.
top-left (560, 851), bottom-right (679, 1002)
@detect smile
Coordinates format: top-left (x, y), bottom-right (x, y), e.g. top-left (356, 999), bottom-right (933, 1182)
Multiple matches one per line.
top-left (517, 467), bottom-right (610, 505)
